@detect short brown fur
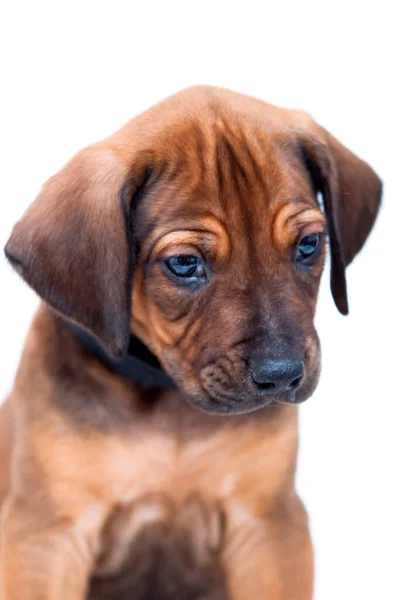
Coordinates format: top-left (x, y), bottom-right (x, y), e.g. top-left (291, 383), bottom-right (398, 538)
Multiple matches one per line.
top-left (1, 86), bottom-right (381, 599)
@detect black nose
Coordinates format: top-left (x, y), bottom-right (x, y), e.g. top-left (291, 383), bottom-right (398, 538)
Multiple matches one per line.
top-left (249, 359), bottom-right (304, 394)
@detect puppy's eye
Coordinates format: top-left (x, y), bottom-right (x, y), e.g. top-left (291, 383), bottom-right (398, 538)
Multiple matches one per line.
top-left (164, 255), bottom-right (204, 279)
top-left (295, 234), bottom-right (321, 263)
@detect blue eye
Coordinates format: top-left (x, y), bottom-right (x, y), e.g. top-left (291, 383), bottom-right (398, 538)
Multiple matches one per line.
top-left (296, 234), bottom-right (321, 262)
top-left (164, 255), bottom-right (204, 278)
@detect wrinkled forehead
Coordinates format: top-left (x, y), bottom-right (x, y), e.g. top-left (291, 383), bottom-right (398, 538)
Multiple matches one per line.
top-left (133, 112), bottom-right (320, 248)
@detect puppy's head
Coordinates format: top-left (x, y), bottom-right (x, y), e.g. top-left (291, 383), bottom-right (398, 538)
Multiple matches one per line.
top-left (5, 87), bottom-right (382, 414)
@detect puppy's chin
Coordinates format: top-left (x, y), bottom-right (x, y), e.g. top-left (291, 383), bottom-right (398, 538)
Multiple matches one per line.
top-left (181, 376), bottom-right (320, 416)
top-left (161, 352), bottom-right (321, 416)
top-left (186, 394), bottom-right (276, 416)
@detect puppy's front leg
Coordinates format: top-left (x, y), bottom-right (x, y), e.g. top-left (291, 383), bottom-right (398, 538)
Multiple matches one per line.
top-left (1, 494), bottom-right (98, 600)
top-left (224, 497), bottom-right (314, 600)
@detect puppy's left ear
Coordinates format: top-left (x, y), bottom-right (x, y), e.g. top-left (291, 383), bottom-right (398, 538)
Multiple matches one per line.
top-left (300, 127), bottom-right (382, 314)
top-left (5, 145), bottom-right (149, 358)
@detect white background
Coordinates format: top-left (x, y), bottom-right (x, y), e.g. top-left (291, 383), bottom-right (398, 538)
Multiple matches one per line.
top-left (1, 2), bottom-right (399, 598)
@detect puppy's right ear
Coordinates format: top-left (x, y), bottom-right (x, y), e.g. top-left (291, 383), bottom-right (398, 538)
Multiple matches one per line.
top-left (5, 145), bottom-right (149, 358)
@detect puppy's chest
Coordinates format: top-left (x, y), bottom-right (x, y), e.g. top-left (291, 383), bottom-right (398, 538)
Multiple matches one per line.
top-left (100, 406), bottom-right (297, 510)
top-left (85, 405), bottom-right (298, 578)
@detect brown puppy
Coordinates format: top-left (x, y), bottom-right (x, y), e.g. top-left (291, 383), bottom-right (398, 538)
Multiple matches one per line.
top-left (1, 86), bottom-right (381, 599)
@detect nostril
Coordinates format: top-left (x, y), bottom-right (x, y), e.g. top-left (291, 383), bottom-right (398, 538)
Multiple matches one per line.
top-left (262, 381), bottom-right (275, 390)
top-left (289, 375), bottom-right (302, 389)
top-left (288, 361), bottom-right (304, 390)
top-left (251, 379), bottom-right (275, 390)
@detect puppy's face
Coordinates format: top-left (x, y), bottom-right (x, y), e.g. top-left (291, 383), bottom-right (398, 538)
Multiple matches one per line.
top-left (131, 124), bottom-right (326, 414)
top-left (5, 87), bottom-right (381, 415)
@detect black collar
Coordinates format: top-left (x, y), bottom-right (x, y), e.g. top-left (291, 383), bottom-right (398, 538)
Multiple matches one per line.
top-left (69, 324), bottom-right (176, 389)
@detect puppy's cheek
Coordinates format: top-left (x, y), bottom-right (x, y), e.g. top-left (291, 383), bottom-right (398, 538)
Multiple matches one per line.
top-left (295, 368), bottom-right (320, 404)
top-left (160, 350), bottom-right (204, 395)
top-left (297, 336), bottom-right (322, 402)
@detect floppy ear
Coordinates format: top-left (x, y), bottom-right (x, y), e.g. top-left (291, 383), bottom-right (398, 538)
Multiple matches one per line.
top-left (300, 128), bottom-right (382, 315)
top-left (4, 145), bottom-right (147, 358)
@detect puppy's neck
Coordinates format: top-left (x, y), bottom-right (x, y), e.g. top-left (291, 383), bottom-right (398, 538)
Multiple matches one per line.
top-left (67, 322), bottom-right (175, 389)
top-left (24, 305), bottom-right (295, 436)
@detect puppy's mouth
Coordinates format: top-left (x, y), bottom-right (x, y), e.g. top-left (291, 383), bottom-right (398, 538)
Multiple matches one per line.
top-left (161, 342), bottom-right (321, 416)
top-left (195, 357), bottom-right (320, 416)
top-left (195, 384), bottom-right (302, 416)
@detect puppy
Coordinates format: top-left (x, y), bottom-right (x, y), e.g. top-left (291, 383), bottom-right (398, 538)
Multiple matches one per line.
top-left (1, 86), bottom-right (381, 599)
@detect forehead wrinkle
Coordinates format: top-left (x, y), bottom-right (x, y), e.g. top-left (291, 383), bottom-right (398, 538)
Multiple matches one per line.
top-left (286, 207), bottom-right (326, 228)
top-left (149, 215), bottom-right (231, 263)
top-left (149, 122), bottom-right (213, 201)
top-left (212, 122), bottom-right (271, 274)
top-left (226, 152), bottom-right (287, 279)
top-left (273, 203), bottom-right (326, 247)
top-left (235, 122), bottom-right (276, 190)
top-left (157, 118), bottom-right (218, 200)
top-left (215, 116), bottom-right (269, 199)
top-left (152, 231), bottom-right (206, 255)
top-left (284, 205), bottom-right (314, 224)
top-left (143, 117), bottom-right (281, 244)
